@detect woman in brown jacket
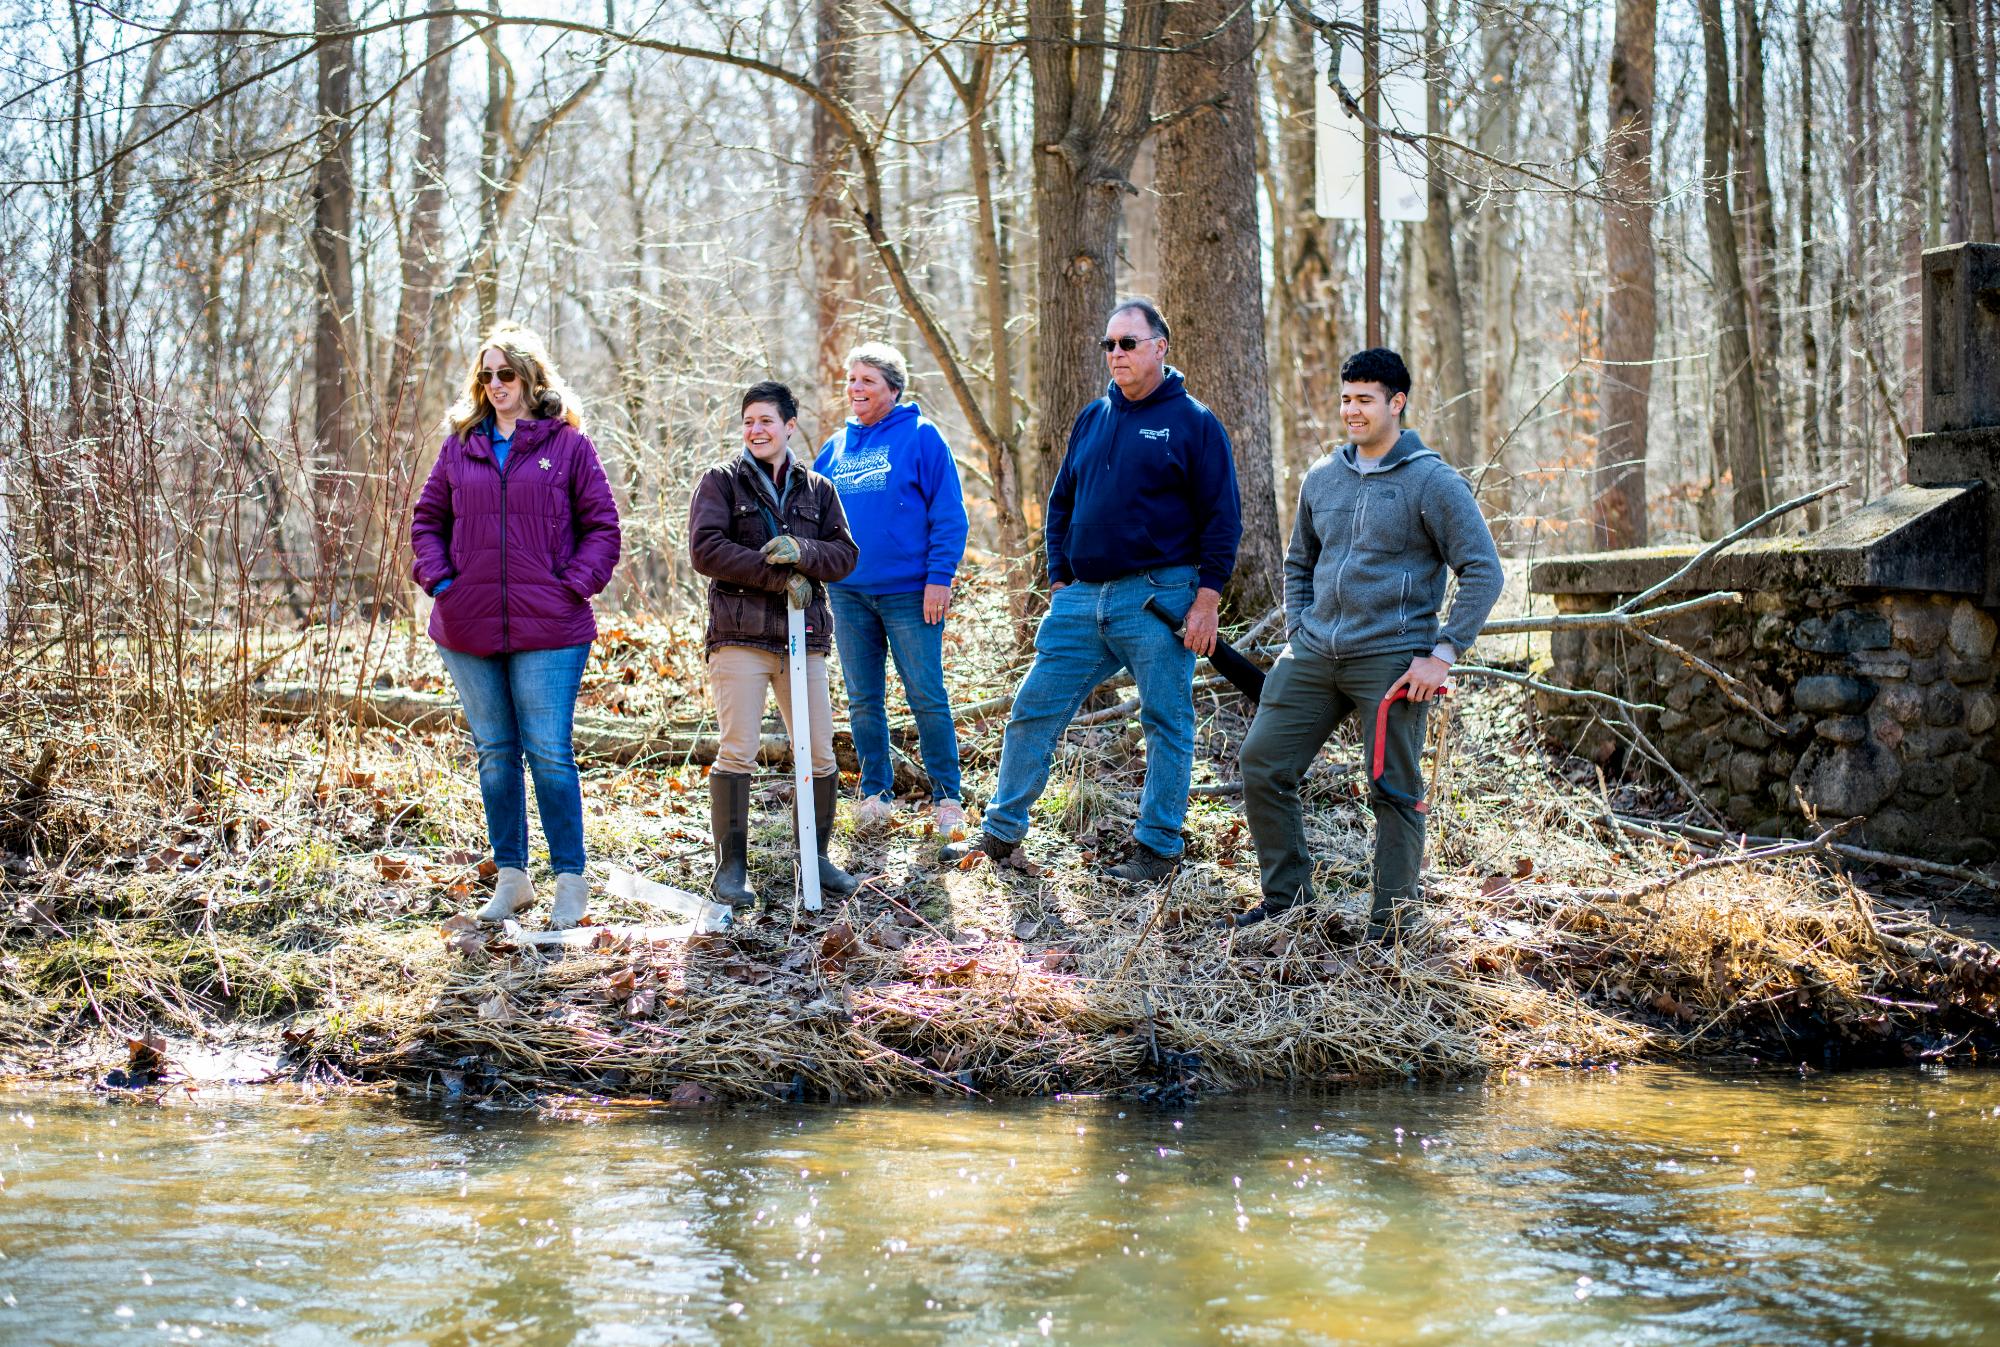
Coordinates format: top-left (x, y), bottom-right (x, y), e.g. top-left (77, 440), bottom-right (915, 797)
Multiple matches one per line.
top-left (689, 380), bottom-right (861, 907)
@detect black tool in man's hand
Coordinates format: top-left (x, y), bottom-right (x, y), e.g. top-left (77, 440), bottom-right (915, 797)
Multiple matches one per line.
top-left (1144, 597), bottom-right (1267, 705)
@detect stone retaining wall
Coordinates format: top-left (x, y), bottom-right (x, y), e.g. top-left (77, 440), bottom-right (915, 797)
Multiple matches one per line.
top-left (1542, 587), bottom-right (2000, 863)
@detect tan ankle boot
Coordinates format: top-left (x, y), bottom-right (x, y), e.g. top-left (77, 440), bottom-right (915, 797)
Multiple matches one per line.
top-left (548, 872), bottom-right (590, 930)
top-left (476, 867), bottom-right (535, 923)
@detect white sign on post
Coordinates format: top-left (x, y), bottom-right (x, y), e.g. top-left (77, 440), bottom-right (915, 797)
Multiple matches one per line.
top-left (1313, 4), bottom-right (1430, 223)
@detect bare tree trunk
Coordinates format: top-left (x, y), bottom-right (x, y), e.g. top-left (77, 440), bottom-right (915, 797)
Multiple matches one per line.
top-left (1419, 6), bottom-right (1474, 471)
top-left (63, 1), bottom-right (189, 431)
top-left (311, 0), bottom-right (360, 577)
top-left (363, 0), bottom-right (456, 613)
top-left (1796, 0), bottom-right (1825, 524)
top-left (1900, 0), bottom-right (1927, 437)
top-left (1842, 0), bottom-right (1874, 494)
top-left (1265, 15), bottom-right (1347, 519)
top-left (1025, 0), bottom-right (1166, 527)
top-left (1596, 0), bottom-right (1657, 549)
top-left (1474, 19), bottom-right (1520, 538)
top-left (62, 5), bottom-right (92, 426)
top-left (1121, 135), bottom-right (1161, 299)
top-left (1986, 0), bottom-right (2000, 231)
top-left (476, 5), bottom-right (507, 334)
top-left (1158, 0), bottom-right (1280, 613)
top-left (1735, 0), bottom-right (1785, 489)
top-left (1697, 0), bottom-right (1769, 525)
top-left (808, 0), bottom-right (864, 439)
top-left (963, 45), bottom-right (1027, 564)
top-left (387, 0), bottom-right (453, 431)
top-left (1941, 0), bottom-right (1997, 239)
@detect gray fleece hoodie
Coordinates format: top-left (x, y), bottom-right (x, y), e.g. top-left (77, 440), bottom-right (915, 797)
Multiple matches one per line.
top-left (1283, 429), bottom-right (1503, 661)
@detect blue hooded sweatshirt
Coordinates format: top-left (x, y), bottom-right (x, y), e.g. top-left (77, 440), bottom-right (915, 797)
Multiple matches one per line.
top-left (1046, 367), bottom-right (1241, 593)
top-left (814, 401), bottom-right (970, 595)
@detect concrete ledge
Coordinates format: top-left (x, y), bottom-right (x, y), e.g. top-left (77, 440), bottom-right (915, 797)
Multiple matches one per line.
top-left (1529, 483), bottom-right (1987, 597)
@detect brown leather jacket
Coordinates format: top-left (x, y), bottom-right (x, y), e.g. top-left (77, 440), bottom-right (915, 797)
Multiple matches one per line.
top-left (688, 454), bottom-right (858, 656)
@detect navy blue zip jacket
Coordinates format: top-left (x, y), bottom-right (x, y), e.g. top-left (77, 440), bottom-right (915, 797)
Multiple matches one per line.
top-left (1045, 368), bottom-right (1241, 593)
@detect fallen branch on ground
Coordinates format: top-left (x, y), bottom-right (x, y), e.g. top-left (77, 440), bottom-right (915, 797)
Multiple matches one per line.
top-left (1600, 813), bottom-right (2000, 896)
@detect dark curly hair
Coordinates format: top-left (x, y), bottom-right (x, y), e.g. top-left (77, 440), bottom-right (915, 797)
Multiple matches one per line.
top-left (1340, 347), bottom-right (1412, 401)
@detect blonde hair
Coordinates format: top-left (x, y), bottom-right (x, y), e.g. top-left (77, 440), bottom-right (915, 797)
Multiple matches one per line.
top-left (446, 323), bottom-right (585, 438)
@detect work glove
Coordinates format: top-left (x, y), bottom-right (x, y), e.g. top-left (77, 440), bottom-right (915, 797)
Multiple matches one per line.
top-left (761, 535), bottom-right (802, 566)
top-left (786, 573), bottom-right (814, 610)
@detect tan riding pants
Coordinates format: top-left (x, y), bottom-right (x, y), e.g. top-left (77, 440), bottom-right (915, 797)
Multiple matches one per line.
top-left (707, 645), bottom-right (837, 776)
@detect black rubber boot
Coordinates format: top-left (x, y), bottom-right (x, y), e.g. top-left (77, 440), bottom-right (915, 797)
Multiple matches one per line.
top-left (709, 771), bottom-right (758, 909)
top-left (812, 774), bottom-right (860, 897)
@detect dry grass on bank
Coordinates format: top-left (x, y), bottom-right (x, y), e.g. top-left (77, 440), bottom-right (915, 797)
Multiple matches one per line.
top-left (2, 565), bottom-right (1998, 1100)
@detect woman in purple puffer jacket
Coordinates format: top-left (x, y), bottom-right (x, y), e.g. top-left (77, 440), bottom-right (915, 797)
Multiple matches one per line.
top-left (410, 324), bottom-right (622, 929)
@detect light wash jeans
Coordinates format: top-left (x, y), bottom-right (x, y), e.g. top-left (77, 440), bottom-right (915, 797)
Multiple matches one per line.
top-left (829, 586), bottom-right (962, 804)
top-left (436, 642), bottom-right (591, 874)
top-left (982, 566), bottom-right (1198, 857)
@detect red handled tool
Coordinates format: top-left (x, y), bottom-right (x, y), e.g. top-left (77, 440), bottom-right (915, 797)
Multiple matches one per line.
top-left (1370, 681), bottom-right (1451, 814)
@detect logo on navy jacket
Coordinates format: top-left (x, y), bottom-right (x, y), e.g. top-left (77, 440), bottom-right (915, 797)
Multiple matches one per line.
top-left (1138, 427), bottom-right (1171, 443)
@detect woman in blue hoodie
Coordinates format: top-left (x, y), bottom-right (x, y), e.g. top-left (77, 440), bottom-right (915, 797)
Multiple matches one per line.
top-left (814, 343), bottom-right (971, 834)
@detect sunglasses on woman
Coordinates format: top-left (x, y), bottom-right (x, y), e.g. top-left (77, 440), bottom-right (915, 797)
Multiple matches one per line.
top-left (477, 367), bottom-right (520, 386)
top-left (1099, 336), bottom-right (1155, 352)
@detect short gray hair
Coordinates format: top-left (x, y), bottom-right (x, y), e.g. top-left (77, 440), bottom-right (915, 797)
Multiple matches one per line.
top-left (1109, 297), bottom-right (1170, 342)
top-left (844, 341), bottom-right (908, 398)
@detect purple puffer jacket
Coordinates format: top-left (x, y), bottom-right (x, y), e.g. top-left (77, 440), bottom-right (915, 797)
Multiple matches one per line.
top-left (410, 418), bottom-right (622, 657)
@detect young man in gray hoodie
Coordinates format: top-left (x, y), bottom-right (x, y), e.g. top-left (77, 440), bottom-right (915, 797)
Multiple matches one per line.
top-left (1231, 348), bottom-right (1503, 938)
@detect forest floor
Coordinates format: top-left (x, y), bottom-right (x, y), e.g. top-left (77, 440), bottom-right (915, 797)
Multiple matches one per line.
top-left (3, 563), bottom-right (1999, 1105)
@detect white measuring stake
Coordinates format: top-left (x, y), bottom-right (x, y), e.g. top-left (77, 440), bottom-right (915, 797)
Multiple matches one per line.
top-left (786, 603), bottom-right (823, 913)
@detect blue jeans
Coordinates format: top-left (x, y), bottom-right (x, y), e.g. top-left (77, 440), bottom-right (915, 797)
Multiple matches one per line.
top-left (829, 586), bottom-right (962, 804)
top-left (436, 642), bottom-right (591, 875)
top-left (982, 566), bottom-right (1198, 857)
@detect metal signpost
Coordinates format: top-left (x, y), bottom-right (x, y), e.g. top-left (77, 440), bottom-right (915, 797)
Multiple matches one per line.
top-left (1314, 0), bottom-right (1429, 344)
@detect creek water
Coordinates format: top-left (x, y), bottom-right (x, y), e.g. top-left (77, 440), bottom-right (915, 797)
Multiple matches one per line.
top-left (0, 1068), bottom-right (1995, 1345)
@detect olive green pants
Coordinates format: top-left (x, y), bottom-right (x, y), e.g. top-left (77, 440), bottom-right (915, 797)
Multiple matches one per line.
top-left (1238, 646), bottom-right (1430, 917)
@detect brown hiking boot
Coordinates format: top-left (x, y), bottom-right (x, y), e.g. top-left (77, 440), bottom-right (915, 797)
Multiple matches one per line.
top-left (938, 831), bottom-right (1018, 866)
top-left (1106, 844), bottom-right (1177, 885)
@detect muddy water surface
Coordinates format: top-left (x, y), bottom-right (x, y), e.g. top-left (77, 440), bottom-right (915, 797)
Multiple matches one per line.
top-left (1, 1068), bottom-right (1997, 1344)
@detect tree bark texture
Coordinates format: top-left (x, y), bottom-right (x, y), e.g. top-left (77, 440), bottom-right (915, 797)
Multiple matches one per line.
top-left (1158, 0), bottom-right (1281, 614)
top-left (311, 0), bottom-right (360, 569)
top-left (476, 13), bottom-right (506, 334)
top-left (1596, 0), bottom-right (1657, 549)
top-left (1474, 19), bottom-right (1521, 539)
top-left (1266, 16), bottom-right (1347, 517)
top-left (809, 0), bottom-right (865, 440)
top-left (1898, 0), bottom-right (1924, 438)
top-left (962, 45), bottom-right (1029, 567)
top-left (1796, 0), bottom-right (1825, 523)
top-left (1696, 0), bottom-right (1769, 525)
top-left (1734, 0), bottom-right (1786, 491)
top-left (1941, 0), bottom-right (1997, 240)
top-left (1421, 1), bottom-right (1475, 472)
top-left (1026, 0), bottom-right (1166, 525)
top-left (372, 0), bottom-right (455, 611)
top-left (386, 0), bottom-right (453, 438)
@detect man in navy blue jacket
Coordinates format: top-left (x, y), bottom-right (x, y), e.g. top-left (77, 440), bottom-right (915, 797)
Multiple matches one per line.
top-left (942, 299), bottom-right (1242, 881)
